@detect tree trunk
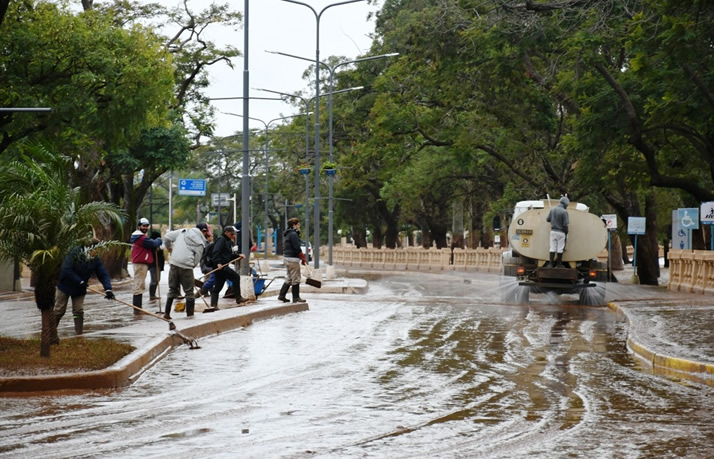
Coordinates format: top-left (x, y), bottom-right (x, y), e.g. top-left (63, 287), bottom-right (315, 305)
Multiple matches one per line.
top-left (376, 201), bottom-right (400, 249)
top-left (635, 192), bottom-right (659, 285)
top-left (40, 309), bottom-right (52, 357)
top-left (34, 271), bottom-right (58, 358)
top-left (610, 233), bottom-right (624, 270)
top-left (352, 227), bottom-right (367, 248)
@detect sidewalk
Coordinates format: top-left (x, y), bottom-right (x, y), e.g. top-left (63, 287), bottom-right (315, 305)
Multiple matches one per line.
top-left (0, 261), bottom-right (367, 394)
top-left (608, 265), bottom-right (714, 384)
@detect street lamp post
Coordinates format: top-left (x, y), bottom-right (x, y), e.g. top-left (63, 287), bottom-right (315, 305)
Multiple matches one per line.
top-left (256, 86), bottom-right (363, 266)
top-left (281, 0), bottom-right (366, 269)
top-left (254, 88), bottom-right (314, 246)
top-left (283, 200), bottom-right (304, 230)
top-left (223, 111), bottom-right (309, 259)
top-left (267, 50), bottom-right (398, 265)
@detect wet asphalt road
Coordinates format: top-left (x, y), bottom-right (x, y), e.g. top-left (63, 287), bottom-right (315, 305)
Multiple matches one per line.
top-left (1, 272), bottom-right (712, 458)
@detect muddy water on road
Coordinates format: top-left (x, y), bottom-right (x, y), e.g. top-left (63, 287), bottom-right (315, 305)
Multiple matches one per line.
top-left (1, 273), bottom-right (712, 458)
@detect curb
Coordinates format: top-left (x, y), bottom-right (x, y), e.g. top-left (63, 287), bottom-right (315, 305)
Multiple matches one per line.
top-left (608, 302), bottom-right (714, 386)
top-left (0, 303), bottom-right (309, 395)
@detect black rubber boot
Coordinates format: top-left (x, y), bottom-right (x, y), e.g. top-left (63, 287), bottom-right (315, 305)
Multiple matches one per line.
top-left (186, 298), bottom-right (195, 317)
top-left (277, 283), bottom-right (290, 302)
top-left (149, 284), bottom-right (157, 300)
top-left (73, 312), bottom-right (84, 335)
top-left (164, 298), bottom-right (173, 320)
top-left (210, 291), bottom-right (219, 309)
top-left (548, 252), bottom-right (555, 268)
top-left (132, 294), bottom-right (143, 315)
top-left (555, 252), bottom-right (565, 268)
top-left (291, 284), bottom-right (306, 303)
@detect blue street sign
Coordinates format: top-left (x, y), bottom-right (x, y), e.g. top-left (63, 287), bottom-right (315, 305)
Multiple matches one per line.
top-left (678, 208), bottom-right (699, 230)
top-left (178, 178), bottom-right (206, 196)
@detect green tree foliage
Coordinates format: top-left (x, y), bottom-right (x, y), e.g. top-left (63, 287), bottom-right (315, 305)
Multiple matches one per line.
top-left (322, 0), bottom-right (711, 283)
top-left (0, 141), bottom-right (125, 357)
top-left (0, 0), bottom-right (175, 154)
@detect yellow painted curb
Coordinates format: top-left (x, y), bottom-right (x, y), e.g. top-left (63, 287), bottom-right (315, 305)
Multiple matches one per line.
top-left (608, 302), bottom-right (714, 386)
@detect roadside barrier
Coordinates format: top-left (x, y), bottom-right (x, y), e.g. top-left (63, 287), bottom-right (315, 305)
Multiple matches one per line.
top-left (668, 249), bottom-right (714, 295)
top-left (330, 246), bottom-right (504, 273)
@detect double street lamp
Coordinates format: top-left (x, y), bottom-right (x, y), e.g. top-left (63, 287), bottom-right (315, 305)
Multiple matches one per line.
top-left (222, 111), bottom-right (310, 259)
top-left (266, 50), bottom-right (399, 264)
top-left (254, 86), bottom-right (363, 257)
top-left (281, 0), bottom-right (367, 268)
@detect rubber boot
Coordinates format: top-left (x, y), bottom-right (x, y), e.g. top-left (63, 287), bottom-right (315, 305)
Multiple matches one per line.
top-left (149, 284), bottom-right (157, 301)
top-left (132, 294), bottom-right (143, 316)
top-left (548, 252), bottom-right (555, 268)
top-left (277, 283), bottom-right (290, 303)
top-left (555, 252), bottom-right (565, 268)
top-left (291, 284), bottom-right (306, 303)
top-left (210, 291), bottom-right (219, 309)
top-left (186, 298), bottom-right (195, 318)
top-left (50, 311), bottom-right (61, 345)
top-left (73, 312), bottom-right (84, 335)
top-left (164, 297), bottom-right (173, 320)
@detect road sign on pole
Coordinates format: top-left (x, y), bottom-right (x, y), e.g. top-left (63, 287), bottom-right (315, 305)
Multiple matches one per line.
top-left (211, 193), bottom-right (231, 207)
top-left (701, 202), bottom-right (714, 225)
top-left (678, 208), bottom-right (699, 230)
top-left (602, 214), bottom-right (617, 230)
top-left (627, 217), bottom-right (646, 235)
top-left (178, 178), bottom-right (207, 196)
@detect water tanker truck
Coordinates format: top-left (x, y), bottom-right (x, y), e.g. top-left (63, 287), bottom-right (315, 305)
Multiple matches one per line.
top-left (501, 199), bottom-right (608, 305)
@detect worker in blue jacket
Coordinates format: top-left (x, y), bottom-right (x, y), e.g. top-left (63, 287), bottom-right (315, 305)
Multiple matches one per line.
top-left (51, 240), bottom-right (114, 343)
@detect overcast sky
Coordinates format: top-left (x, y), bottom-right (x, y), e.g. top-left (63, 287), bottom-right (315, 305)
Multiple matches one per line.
top-left (202, 0), bottom-right (382, 138)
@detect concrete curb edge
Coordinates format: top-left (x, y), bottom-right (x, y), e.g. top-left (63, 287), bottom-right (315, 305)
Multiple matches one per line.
top-left (0, 303), bottom-right (309, 395)
top-left (607, 302), bottom-right (714, 385)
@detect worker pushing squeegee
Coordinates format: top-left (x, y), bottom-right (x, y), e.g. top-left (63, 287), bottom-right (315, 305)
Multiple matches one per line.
top-left (88, 286), bottom-right (199, 349)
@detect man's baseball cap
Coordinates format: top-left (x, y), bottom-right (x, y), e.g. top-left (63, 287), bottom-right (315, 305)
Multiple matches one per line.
top-left (224, 225), bottom-right (236, 234)
top-left (138, 218), bottom-right (150, 226)
top-left (196, 222), bottom-right (210, 232)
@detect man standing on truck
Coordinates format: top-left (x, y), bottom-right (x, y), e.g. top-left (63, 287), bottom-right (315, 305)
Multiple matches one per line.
top-left (546, 196), bottom-right (570, 268)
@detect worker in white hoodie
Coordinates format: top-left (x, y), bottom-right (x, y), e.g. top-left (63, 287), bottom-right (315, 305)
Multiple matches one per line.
top-left (162, 222), bottom-right (210, 318)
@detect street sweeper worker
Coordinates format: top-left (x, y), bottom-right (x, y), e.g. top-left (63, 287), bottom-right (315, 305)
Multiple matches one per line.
top-left (210, 225), bottom-right (248, 308)
top-left (51, 240), bottom-right (114, 342)
top-left (162, 223), bottom-right (210, 319)
top-left (546, 196), bottom-right (570, 268)
top-left (277, 217), bottom-right (307, 304)
top-left (130, 217), bottom-right (162, 314)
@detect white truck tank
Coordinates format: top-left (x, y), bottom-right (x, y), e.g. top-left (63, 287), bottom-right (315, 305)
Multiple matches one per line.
top-left (508, 200), bottom-right (607, 262)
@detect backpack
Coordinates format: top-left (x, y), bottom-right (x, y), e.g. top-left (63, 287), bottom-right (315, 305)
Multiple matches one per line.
top-left (202, 242), bottom-right (217, 268)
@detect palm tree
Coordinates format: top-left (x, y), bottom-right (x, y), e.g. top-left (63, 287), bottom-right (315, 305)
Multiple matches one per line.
top-left (0, 141), bottom-right (126, 357)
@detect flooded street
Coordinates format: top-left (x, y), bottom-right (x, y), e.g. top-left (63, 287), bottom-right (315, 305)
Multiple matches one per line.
top-left (1, 273), bottom-right (712, 458)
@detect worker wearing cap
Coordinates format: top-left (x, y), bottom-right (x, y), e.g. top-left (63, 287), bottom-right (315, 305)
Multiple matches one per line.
top-left (210, 225), bottom-right (247, 308)
top-left (130, 217), bottom-right (162, 314)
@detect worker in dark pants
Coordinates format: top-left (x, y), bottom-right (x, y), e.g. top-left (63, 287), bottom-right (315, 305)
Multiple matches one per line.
top-left (162, 223), bottom-right (210, 319)
top-left (210, 226), bottom-right (247, 308)
top-left (51, 240), bottom-right (114, 343)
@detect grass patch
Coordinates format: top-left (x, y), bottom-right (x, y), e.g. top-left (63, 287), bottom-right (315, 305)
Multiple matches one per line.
top-left (0, 336), bottom-right (135, 377)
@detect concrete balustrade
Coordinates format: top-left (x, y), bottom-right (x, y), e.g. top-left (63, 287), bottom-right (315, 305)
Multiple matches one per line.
top-left (329, 246), bottom-right (504, 273)
top-left (668, 250), bottom-right (714, 295)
